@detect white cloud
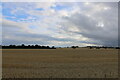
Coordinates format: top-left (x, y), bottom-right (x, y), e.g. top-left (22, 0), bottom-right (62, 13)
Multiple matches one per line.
top-left (2, 2), bottom-right (118, 46)
top-left (2, 19), bottom-right (30, 32)
top-left (35, 2), bottom-right (55, 9)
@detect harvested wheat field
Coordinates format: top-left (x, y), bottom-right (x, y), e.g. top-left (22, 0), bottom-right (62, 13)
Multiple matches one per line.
top-left (2, 48), bottom-right (118, 78)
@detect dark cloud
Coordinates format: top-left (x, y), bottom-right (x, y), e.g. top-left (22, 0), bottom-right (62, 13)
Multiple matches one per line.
top-left (59, 2), bottom-right (118, 46)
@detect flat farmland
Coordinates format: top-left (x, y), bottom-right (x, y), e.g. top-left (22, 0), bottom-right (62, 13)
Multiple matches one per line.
top-left (2, 48), bottom-right (118, 78)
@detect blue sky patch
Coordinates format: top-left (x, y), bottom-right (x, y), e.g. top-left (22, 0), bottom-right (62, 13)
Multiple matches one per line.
top-left (51, 5), bottom-right (69, 11)
top-left (35, 8), bottom-right (44, 11)
top-left (2, 8), bottom-right (14, 17)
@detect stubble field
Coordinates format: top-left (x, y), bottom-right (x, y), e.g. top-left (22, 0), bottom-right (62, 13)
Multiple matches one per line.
top-left (2, 48), bottom-right (118, 78)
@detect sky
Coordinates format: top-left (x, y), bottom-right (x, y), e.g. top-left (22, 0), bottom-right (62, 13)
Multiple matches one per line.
top-left (1, 2), bottom-right (118, 47)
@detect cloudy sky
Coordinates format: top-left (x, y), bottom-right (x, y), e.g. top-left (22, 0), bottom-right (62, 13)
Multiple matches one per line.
top-left (1, 2), bottom-right (118, 47)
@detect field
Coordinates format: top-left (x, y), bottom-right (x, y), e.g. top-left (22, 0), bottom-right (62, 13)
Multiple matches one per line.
top-left (2, 48), bottom-right (118, 78)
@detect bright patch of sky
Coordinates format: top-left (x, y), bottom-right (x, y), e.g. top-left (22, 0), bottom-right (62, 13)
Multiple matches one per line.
top-left (51, 5), bottom-right (70, 11)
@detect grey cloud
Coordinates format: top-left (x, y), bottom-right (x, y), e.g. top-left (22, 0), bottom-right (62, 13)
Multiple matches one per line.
top-left (3, 30), bottom-right (97, 46)
top-left (2, 2), bottom-right (118, 47)
top-left (15, 33), bottom-right (76, 42)
top-left (59, 2), bottom-right (118, 46)
top-left (2, 31), bottom-right (77, 45)
top-left (2, 38), bottom-right (50, 45)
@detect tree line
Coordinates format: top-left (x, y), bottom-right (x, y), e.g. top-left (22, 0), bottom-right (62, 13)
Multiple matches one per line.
top-left (0, 44), bottom-right (120, 49)
top-left (1, 44), bottom-right (56, 49)
top-left (61, 46), bottom-right (120, 49)
top-left (86, 46), bottom-right (120, 49)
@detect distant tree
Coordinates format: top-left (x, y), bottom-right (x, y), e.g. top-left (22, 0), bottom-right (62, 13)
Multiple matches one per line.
top-left (35, 44), bottom-right (38, 47)
top-left (71, 46), bottom-right (76, 49)
top-left (28, 45), bottom-right (31, 47)
top-left (116, 47), bottom-right (120, 49)
top-left (76, 46), bottom-right (79, 48)
top-left (21, 44), bottom-right (25, 47)
top-left (52, 46), bottom-right (55, 49)
top-left (90, 47), bottom-right (92, 49)
top-left (46, 46), bottom-right (50, 49)
top-left (12, 45), bottom-right (16, 47)
top-left (9, 45), bottom-right (13, 47)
